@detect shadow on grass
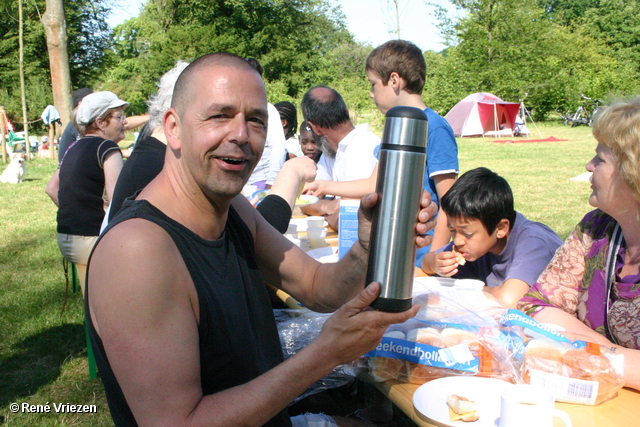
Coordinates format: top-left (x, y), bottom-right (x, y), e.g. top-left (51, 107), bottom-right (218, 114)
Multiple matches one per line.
top-left (0, 231), bottom-right (57, 260)
top-left (0, 323), bottom-right (87, 408)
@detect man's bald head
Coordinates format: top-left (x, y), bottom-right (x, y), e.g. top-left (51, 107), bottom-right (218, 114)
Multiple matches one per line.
top-left (300, 85), bottom-right (350, 130)
top-left (171, 52), bottom-right (262, 115)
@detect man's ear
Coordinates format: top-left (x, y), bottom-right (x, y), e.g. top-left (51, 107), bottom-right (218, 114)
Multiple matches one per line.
top-left (163, 108), bottom-right (182, 151)
top-left (495, 218), bottom-right (510, 239)
top-left (307, 121), bottom-right (323, 136)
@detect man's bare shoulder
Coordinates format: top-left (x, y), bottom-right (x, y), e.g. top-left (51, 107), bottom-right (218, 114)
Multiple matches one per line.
top-left (94, 218), bottom-right (174, 259)
top-left (89, 218), bottom-right (188, 305)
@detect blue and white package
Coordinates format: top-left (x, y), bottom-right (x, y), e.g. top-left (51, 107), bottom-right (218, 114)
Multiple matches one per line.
top-left (338, 199), bottom-right (359, 259)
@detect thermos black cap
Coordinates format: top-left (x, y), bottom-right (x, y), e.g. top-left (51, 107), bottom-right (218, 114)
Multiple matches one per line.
top-left (385, 105), bottom-right (428, 121)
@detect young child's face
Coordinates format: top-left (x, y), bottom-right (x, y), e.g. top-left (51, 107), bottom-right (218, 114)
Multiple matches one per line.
top-left (447, 216), bottom-right (507, 261)
top-left (299, 127), bottom-right (321, 163)
top-left (366, 69), bottom-right (396, 115)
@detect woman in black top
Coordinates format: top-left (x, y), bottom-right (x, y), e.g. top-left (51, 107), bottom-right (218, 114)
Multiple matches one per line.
top-left (46, 91), bottom-right (129, 293)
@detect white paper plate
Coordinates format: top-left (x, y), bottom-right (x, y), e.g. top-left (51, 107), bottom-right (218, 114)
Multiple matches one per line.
top-left (250, 192), bottom-right (318, 207)
top-left (413, 376), bottom-right (512, 427)
top-left (306, 247), bottom-right (338, 263)
top-left (295, 194), bottom-right (319, 207)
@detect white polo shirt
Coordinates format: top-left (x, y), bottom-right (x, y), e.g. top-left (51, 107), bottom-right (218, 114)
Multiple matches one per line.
top-left (332, 123), bottom-right (379, 182)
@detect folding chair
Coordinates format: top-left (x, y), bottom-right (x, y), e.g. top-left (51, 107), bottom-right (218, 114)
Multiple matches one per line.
top-left (62, 258), bottom-right (97, 379)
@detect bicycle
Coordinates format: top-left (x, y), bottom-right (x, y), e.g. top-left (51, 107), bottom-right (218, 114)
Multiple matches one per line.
top-left (558, 94), bottom-right (603, 127)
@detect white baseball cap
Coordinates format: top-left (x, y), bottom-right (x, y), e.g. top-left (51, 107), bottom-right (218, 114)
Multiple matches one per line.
top-left (76, 91), bottom-right (129, 126)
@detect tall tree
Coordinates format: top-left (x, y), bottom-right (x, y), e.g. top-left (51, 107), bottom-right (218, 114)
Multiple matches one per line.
top-left (0, 0), bottom-right (111, 130)
top-left (427, 0), bottom-right (640, 118)
top-left (540, 0), bottom-right (640, 68)
top-left (42, 0), bottom-right (72, 124)
top-left (102, 0), bottom-right (354, 113)
top-left (18, 0), bottom-right (29, 153)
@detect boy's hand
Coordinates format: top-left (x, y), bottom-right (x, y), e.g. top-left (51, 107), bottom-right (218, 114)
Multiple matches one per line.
top-left (303, 180), bottom-right (328, 197)
top-left (434, 251), bottom-right (460, 277)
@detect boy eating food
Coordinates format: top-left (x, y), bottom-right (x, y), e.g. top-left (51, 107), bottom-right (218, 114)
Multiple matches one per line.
top-left (420, 167), bottom-right (562, 308)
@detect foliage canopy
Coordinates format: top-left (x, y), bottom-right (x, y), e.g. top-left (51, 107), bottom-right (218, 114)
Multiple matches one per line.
top-left (2, 0), bottom-right (640, 128)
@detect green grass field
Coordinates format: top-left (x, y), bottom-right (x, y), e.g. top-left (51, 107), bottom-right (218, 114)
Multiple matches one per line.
top-left (0, 122), bottom-right (596, 426)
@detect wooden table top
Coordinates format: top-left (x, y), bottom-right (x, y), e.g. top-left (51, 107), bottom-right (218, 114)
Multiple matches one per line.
top-left (376, 379), bottom-right (640, 427)
top-left (288, 215), bottom-right (640, 426)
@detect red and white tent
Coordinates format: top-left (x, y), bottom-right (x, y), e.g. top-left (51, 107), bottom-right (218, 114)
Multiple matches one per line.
top-left (444, 92), bottom-right (522, 137)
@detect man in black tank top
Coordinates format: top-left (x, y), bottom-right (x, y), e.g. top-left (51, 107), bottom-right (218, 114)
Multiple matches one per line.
top-left (86, 52), bottom-right (437, 427)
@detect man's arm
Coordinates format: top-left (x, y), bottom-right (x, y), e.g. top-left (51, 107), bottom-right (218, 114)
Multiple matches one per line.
top-left (124, 114), bottom-right (149, 131)
top-left (300, 198), bottom-right (339, 217)
top-left (237, 191), bottom-right (437, 312)
top-left (89, 220), bottom-right (419, 425)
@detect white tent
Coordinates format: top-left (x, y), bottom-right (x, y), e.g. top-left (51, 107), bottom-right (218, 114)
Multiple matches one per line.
top-left (444, 92), bottom-right (524, 137)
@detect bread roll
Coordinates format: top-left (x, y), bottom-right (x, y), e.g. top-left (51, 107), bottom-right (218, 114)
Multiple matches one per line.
top-left (406, 327), bottom-right (444, 347)
top-left (446, 394), bottom-right (479, 422)
top-left (523, 338), bottom-right (567, 382)
top-left (441, 327), bottom-right (479, 348)
top-left (452, 245), bottom-right (466, 265)
top-left (369, 357), bottom-right (406, 382)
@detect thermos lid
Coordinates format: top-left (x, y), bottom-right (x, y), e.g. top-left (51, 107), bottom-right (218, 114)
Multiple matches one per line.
top-left (385, 106), bottom-right (428, 121)
top-left (381, 106), bottom-right (428, 151)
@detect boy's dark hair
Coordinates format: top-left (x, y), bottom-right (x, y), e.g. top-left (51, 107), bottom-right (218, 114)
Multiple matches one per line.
top-left (299, 120), bottom-right (312, 134)
top-left (365, 40), bottom-right (426, 95)
top-left (300, 85), bottom-right (350, 130)
top-left (441, 167), bottom-right (516, 234)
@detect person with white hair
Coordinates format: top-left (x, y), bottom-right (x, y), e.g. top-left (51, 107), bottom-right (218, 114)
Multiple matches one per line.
top-left (107, 61), bottom-right (190, 222)
top-left (45, 91), bottom-right (129, 293)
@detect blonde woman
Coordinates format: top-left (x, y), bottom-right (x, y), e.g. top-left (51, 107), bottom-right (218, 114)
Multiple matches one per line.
top-left (519, 97), bottom-right (640, 391)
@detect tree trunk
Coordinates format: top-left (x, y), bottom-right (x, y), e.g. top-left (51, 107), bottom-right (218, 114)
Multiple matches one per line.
top-left (42, 0), bottom-right (72, 126)
top-left (19, 0), bottom-right (30, 160)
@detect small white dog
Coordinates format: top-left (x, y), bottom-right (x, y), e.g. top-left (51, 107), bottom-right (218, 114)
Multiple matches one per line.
top-left (0, 153), bottom-right (27, 184)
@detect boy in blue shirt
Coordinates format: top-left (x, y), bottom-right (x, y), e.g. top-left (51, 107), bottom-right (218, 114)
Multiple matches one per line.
top-left (305, 40), bottom-right (459, 264)
top-left (421, 167), bottom-right (563, 308)
top-left (341, 39), bottom-right (460, 427)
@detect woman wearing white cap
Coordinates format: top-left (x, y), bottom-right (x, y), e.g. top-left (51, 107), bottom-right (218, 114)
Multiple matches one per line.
top-left (46, 91), bottom-right (128, 293)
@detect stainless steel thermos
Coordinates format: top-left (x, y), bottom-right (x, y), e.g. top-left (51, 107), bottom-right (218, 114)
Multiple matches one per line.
top-left (366, 106), bottom-right (427, 312)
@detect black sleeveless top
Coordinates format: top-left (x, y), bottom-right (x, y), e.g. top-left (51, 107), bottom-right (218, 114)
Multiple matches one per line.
top-left (86, 199), bottom-right (290, 426)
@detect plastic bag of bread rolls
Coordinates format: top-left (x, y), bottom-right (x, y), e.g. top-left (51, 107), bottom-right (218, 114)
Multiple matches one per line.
top-left (519, 338), bottom-right (625, 405)
top-left (363, 291), bottom-right (525, 385)
top-left (499, 310), bottom-right (625, 405)
top-left (274, 308), bottom-right (357, 402)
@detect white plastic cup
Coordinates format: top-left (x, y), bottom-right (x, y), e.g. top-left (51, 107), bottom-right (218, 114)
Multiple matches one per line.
top-left (306, 226), bottom-right (327, 249)
top-left (499, 384), bottom-right (572, 427)
top-left (306, 216), bottom-right (325, 228)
